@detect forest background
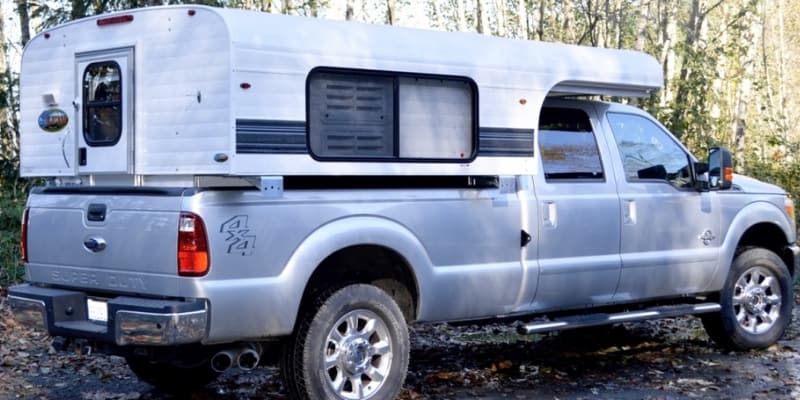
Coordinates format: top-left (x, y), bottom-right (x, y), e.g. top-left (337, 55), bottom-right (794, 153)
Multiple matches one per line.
top-left (0, 0), bottom-right (798, 287)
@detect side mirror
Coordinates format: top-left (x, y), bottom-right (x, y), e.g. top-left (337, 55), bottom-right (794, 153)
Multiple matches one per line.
top-left (708, 146), bottom-right (733, 190)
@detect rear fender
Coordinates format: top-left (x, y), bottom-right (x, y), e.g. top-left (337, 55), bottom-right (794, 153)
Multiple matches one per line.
top-left (276, 216), bottom-right (433, 334)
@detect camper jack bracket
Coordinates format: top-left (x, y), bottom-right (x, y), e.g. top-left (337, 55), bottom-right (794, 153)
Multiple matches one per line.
top-left (245, 176), bottom-right (283, 198)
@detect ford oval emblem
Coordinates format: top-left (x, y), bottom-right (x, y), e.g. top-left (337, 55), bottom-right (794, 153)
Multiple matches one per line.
top-left (38, 109), bottom-right (69, 132)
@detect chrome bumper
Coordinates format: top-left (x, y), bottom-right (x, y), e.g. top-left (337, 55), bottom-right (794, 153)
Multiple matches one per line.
top-left (115, 308), bottom-right (207, 345)
top-left (7, 284), bottom-right (207, 346)
top-left (789, 244), bottom-right (800, 281)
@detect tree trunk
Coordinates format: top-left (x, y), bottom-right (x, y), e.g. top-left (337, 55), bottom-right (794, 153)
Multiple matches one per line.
top-left (308, 0), bottom-right (319, 17)
top-left (516, 0), bottom-right (529, 39)
top-left (733, 4), bottom-right (762, 168)
top-left (386, 0), bottom-right (397, 25)
top-left (495, 0), bottom-right (507, 36)
top-left (0, 1), bottom-right (18, 163)
top-left (537, 0), bottom-right (545, 40)
top-left (635, 0), bottom-right (649, 52)
top-left (281, 0), bottom-right (293, 14)
top-left (16, 0), bottom-right (31, 46)
top-left (345, 0), bottom-right (354, 20)
top-left (71, 0), bottom-right (89, 20)
top-left (475, 0), bottom-right (487, 34)
top-left (452, 0), bottom-right (466, 31)
top-left (658, 1), bottom-right (679, 108)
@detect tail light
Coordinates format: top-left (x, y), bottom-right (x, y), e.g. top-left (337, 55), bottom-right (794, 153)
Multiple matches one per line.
top-left (178, 212), bottom-right (209, 276)
top-left (20, 208), bottom-right (29, 263)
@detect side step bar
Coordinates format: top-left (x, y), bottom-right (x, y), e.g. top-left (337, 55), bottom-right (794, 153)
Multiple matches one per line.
top-left (517, 303), bottom-right (721, 335)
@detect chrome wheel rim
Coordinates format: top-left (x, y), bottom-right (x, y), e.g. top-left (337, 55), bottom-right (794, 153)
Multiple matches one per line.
top-left (732, 266), bottom-right (782, 334)
top-left (324, 309), bottom-right (393, 399)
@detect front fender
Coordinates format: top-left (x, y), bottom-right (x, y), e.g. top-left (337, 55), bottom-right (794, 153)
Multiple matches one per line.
top-left (707, 200), bottom-right (793, 292)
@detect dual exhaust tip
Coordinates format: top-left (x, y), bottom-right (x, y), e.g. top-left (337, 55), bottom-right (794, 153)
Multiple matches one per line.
top-left (211, 344), bottom-right (262, 372)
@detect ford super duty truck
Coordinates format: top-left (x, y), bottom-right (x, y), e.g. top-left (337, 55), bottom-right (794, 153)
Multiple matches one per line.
top-left (8, 6), bottom-right (798, 400)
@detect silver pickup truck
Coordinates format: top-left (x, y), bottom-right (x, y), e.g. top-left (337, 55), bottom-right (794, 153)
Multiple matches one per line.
top-left (8, 6), bottom-right (799, 400)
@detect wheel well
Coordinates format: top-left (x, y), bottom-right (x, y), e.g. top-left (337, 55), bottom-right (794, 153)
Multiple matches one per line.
top-left (300, 245), bottom-right (419, 322)
top-left (737, 223), bottom-right (794, 275)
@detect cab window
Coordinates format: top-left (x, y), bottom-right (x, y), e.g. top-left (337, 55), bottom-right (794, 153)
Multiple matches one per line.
top-left (607, 113), bottom-right (692, 188)
top-left (83, 62), bottom-right (122, 146)
top-left (538, 107), bottom-right (604, 181)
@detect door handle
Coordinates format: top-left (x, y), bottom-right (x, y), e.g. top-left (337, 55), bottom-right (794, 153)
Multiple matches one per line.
top-left (543, 201), bottom-right (557, 228)
top-left (623, 199), bottom-right (637, 225)
top-left (87, 204), bottom-right (106, 222)
top-left (83, 237), bottom-right (107, 252)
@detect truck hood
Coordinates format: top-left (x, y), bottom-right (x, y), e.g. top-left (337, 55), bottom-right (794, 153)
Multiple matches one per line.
top-left (731, 174), bottom-right (786, 195)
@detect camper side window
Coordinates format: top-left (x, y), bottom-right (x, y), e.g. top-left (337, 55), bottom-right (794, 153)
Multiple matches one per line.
top-left (83, 62), bottom-right (122, 147)
top-left (308, 69), bottom-right (476, 161)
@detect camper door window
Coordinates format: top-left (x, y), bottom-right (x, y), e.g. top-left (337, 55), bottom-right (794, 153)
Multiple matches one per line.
top-left (82, 62), bottom-right (122, 147)
top-left (307, 68), bottom-right (477, 162)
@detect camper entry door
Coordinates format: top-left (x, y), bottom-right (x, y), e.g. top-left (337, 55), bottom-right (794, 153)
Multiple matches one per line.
top-left (75, 47), bottom-right (134, 174)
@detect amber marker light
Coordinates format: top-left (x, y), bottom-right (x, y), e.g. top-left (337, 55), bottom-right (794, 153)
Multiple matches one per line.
top-left (724, 167), bottom-right (733, 184)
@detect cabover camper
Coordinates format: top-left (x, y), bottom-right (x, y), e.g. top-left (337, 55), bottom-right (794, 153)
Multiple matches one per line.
top-left (9, 5), bottom-right (798, 400)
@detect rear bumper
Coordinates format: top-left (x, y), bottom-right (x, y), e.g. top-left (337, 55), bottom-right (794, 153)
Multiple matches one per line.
top-left (7, 284), bottom-right (207, 346)
top-left (789, 244), bottom-right (800, 281)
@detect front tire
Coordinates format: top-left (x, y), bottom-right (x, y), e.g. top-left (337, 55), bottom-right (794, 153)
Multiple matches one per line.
top-left (283, 284), bottom-right (409, 400)
top-left (702, 247), bottom-right (794, 350)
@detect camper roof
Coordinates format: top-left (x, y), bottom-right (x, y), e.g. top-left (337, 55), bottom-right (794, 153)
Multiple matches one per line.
top-left (217, 6), bottom-right (663, 98)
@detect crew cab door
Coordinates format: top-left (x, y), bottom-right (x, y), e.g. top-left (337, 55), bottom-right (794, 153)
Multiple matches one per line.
top-left (529, 104), bottom-right (621, 310)
top-left (602, 108), bottom-right (721, 300)
top-left (75, 48), bottom-right (134, 174)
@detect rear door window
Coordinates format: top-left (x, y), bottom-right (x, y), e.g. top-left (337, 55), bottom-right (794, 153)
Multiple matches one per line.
top-left (83, 62), bottom-right (122, 146)
top-left (538, 107), bottom-right (604, 181)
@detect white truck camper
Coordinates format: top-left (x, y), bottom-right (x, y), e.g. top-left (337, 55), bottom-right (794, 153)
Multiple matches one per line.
top-left (20, 5), bottom-right (661, 183)
top-left (10, 5), bottom-right (798, 400)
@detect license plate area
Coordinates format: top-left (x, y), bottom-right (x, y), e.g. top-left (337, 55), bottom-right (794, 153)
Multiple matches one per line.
top-left (86, 298), bottom-right (108, 323)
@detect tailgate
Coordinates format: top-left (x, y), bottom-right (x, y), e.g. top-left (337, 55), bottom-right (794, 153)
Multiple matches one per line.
top-left (25, 187), bottom-right (187, 296)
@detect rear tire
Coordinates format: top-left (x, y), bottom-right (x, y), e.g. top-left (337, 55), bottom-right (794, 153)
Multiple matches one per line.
top-left (282, 284), bottom-right (409, 400)
top-left (702, 247), bottom-right (794, 350)
top-left (125, 356), bottom-right (219, 393)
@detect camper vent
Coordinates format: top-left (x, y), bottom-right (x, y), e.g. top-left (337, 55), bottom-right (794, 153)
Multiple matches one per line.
top-left (478, 128), bottom-right (534, 157)
top-left (236, 120), bottom-right (306, 154)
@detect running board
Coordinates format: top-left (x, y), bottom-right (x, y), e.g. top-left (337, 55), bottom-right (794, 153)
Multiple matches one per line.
top-left (517, 303), bottom-right (721, 335)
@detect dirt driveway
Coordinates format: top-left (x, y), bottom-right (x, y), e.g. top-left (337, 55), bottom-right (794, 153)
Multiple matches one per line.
top-left (2, 295), bottom-right (799, 400)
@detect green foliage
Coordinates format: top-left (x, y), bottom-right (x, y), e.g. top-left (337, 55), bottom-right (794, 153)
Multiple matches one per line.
top-left (740, 137), bottom-right (800, 228)
top-left (0, 181), bottom-right (27, 288)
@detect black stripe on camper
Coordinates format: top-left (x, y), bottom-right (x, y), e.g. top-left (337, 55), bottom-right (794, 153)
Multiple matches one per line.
top-left (237, 120), bottom-right (533, 158)
top-left (478, 128), bottom-right (534, 157)
top-left (236, 120), bottom-right (307, 154)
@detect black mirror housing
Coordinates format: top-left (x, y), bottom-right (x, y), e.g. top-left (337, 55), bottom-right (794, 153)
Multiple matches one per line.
top-left (708, 146), bottom-right (733, 190)
top-left (694, 162), bottom-right (709, 174)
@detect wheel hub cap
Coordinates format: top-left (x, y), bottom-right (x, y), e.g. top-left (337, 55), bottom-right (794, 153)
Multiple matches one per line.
top-left (341, 338), bottom-right (371, 375)
top-left (732, 266), bottom-right (782, 334)
top-left (324, 309), bottom-right (393, 399)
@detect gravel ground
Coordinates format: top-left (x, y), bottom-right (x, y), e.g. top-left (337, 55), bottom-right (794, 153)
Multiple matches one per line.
top-left (1, 294), bottom-right (799, 400)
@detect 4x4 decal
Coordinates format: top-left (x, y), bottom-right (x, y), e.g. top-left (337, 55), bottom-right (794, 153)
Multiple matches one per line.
top-left (220, 215), bottom-right (256, 256)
